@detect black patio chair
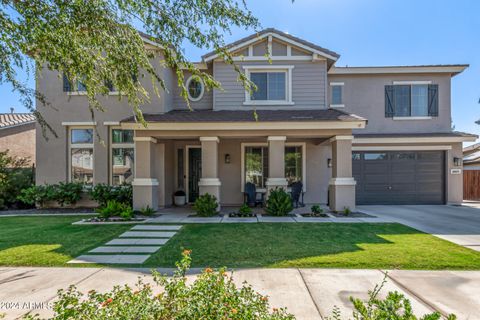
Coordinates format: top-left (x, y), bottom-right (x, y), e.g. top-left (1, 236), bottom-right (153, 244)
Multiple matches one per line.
top-left (290, 181), bottom-right (305, 208)
top-left (243, 182), bottom-right (264, 207)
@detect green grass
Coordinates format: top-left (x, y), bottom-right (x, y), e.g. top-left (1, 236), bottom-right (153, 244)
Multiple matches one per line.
top-left (146, 223), bottom-right (480, 270)
top-left (1, 217), bottom-right (480, 270)
top-left (0, 216), bottom-right (132, 266)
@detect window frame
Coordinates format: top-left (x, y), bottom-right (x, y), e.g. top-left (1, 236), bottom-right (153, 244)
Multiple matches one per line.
top-left (391, 81), bottom-right (433, 119)
top-left (68, 126), bottom-right (94, 184)
top-left (329, 82), bottom-right (344, 108)
top-left (242, 65), bottom-right (294, 105)
top-left (240, 142), bottom-right (306, 192)
top-left (109, 127), bottom-right (135, 186)
top-left (186, 75), bottom-right (205, 102)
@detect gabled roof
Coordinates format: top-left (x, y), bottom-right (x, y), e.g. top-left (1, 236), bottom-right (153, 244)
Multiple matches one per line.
top-left (202, 28), bottom-right (340, 62)
top-left (0, 113), bottom-right (35, 129)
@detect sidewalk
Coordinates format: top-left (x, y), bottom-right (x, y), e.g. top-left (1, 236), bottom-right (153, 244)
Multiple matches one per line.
top-left (0, 267), bottom-right (478, 319)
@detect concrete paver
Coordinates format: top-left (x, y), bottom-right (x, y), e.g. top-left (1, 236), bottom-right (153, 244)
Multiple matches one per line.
top-left (69, 255), bottom-right (151, 264)
top-left (89, 246), bottom-right (161, 253)
top-left (1, 267), bottom-right (479, 320)
top-left (131, 225), bottom-right (182, 231)
top-left (299, 269), bottom-right (434, 318)
top-left (119, 231), bottom-right (177, 238)
top-left (106, 238), bottom-right (169, 245)
top-left (387, 270), bottom-right (480, 319)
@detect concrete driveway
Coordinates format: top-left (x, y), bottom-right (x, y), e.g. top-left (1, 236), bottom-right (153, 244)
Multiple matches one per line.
top-left (358, 204), bottom-right (480, 251)
top-left (1, 267), bottom-right (479, 319)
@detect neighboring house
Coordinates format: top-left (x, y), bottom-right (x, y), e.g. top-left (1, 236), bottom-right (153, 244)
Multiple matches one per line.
top-left (35, 28), bottom-right (477, 210)
top-left (463, 143), bottom-right (480, 200)
top-left (0, 112), bottom-right (36, 166)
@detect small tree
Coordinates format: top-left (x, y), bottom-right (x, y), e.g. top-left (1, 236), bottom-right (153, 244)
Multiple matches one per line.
top-left (0, 150), bottom-right (33, 209)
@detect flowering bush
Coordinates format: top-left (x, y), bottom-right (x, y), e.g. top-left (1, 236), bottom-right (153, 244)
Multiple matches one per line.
top-left (24, 250), bottom-right (295, 320)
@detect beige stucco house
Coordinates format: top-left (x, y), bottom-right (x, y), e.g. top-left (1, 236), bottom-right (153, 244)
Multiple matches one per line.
top-left (35, 28), bottom-right (477, 211)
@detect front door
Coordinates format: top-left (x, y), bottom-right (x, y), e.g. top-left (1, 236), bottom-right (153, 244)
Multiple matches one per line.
top-left (188, 147), bottom-right (202, 202)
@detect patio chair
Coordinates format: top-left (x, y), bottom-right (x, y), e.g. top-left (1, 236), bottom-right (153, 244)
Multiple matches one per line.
top-left (290, 181), bottom-right (305, 208)
top-left (243, 182), bottom-right (264, 207)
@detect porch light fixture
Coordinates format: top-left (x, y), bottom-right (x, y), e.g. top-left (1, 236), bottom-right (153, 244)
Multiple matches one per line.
top-left (453, 157), bottom-right (462, 166)
top-left (225, 153), bottom-right (231, 164)
top-left (327, 158), bottom-right (332, 168)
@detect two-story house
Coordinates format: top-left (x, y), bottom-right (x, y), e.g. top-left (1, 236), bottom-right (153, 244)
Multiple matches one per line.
top-left (35, 28), bottom-right (477, 211)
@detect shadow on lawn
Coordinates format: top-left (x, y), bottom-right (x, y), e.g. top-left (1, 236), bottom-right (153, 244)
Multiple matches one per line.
top-left (145, 222), bottom-right (434, 268)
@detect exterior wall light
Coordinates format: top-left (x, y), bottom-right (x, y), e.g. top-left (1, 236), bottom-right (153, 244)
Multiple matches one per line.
top-left (225, 153), bottom-right (231, 164)
top-left (453, 157), bottom-right (462, 166)
top-left (327, 158), bottom-right (332, 168)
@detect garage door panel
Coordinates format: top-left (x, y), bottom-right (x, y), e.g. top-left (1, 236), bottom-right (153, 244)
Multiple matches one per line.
top-left (353, 151), bottom-right (445, 205)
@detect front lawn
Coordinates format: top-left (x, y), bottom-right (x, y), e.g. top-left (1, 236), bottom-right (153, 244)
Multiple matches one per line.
top-left (0, 216), bottom-right (132, 266)
top-left (147, 223), bottom-right (480, 270)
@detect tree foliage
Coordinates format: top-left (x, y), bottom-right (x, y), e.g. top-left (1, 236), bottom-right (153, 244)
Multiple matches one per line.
top-left (0, 0), bottom-right (260, 137)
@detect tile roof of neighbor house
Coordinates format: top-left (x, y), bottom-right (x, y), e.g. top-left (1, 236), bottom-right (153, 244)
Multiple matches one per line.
top-left (0, 113), bottom-right (35, 129)
top-left (202, 28), bottom-right (340, 61)
top-left (122, 109), bottom-right (366, 123)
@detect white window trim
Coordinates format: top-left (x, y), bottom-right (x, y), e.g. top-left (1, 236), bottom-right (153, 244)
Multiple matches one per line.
top-left (329, 82), bottom-right (344, 86)
top-left (392, 116), bottom-right (432, 120)
top-left (67, 91), bottom-right (88, 96)
top-left (330, 104), bottom-right (345, 108)
top-left (392, 80), bottom-right (432, 85)
top-left (110, 127), bottom-right (135, 186)
top-left (68, 126), bottom-right (94, 183)
top-left (242, 65), bottom-right (294, 105)
top-left (330, 82), bottom-right (344, 106)
top-left (186, 75), bottom-right (205, 102)
top-left (240, 142), bottom-right (306, 193)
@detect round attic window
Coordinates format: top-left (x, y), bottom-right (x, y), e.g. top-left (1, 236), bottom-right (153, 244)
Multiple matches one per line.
top-left (186, 76), bottom-right (204, 102)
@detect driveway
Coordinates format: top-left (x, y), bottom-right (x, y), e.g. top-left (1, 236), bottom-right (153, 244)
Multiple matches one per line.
top-left (0, 267), bottom-right (479, 319)
top-left (358, 205), bottom-right (480, 251)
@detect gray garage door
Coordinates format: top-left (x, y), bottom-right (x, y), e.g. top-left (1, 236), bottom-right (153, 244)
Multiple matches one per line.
top-left (352, 151), bottom-right (445, 205)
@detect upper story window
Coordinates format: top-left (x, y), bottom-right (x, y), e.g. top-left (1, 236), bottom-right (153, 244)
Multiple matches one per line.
top-left (186, 76), bottom-right (204, 101)
top-left (63, 74), bottom-right (87, 93)
top-left (69, 128), bottom-right (94, 184)
top-left (243, 66), bottom-right (294, 105)
top-left (330, 82), bottom-right (344, 107)
top-left (385, 82), bottom-right (438, 118)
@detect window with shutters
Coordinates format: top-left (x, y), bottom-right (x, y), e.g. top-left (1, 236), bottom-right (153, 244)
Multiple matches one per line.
top-left (385, 83), bottom-right (438, 118)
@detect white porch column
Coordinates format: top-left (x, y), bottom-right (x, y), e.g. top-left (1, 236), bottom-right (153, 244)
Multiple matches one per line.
top-left (132, 137), bottom-right (159, 210)
top-left (266, 136), bottom-right (288, 192)
top-left (199, 137), bottom-right (221, 207)
top-left (329, 135), bottom-right (356, 211)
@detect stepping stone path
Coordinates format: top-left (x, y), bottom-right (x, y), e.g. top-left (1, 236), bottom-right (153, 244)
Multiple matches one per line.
top-left (68, 224), bottom-right (182, 265)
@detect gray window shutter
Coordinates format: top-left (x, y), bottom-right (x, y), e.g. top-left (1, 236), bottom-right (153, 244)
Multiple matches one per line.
top-left (63, 73), bottom-right (71, 92)
top-left (428, 84), bottom-right (439, 116)
top-left (385, 85), bottom-right (395, 117)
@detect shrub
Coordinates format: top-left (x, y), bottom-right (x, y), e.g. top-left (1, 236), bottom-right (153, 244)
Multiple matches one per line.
top-left (17, 182), bottom-right (83, 208)
top-left (327, 275), bottom-right (456, 320)
top-left (0, 150), bottom-right (34, 209)
top-left (24, 251), bottom-right (295, 320)
top-left (139, 206), bottom-right (156, 216)
top-left (238, 203), bottom-right (253, 217)
top-left (343, 207), bottom-right (351, 216)
top-left (54, 182), bottom-right (83, 206)
top-left (311, 205), bottom-right (323, 215)
top-left (265, 188), bottom-right (293, 216)
top-left (193, 193), bottom-right (218, 217)
top-left (89, 184), bottom-right (133, 207)
top-left (18, 185), bottom-right (53, 208)
top-left (96, 200), bottom-right (133, 220)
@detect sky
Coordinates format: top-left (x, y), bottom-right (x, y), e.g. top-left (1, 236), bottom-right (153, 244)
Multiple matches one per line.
top-left (1, 0), bottom-right (479, 142)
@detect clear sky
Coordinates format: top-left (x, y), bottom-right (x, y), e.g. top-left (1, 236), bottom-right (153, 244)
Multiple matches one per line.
top-left (1, 0), bottom-right (478, 141)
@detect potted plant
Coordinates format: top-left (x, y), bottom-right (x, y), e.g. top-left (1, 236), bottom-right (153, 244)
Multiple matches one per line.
top-left (174, 190), bottom-right (186, 206)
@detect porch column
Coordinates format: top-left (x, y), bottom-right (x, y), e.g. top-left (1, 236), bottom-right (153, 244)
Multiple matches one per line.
top-left (132, 137), bottom-right (159, 210)
top-left (266, 136), bottom-right (288, 192)
top-left (329, 135), bottom-right (356, 211)
top-left (199, 137), bottom-right (221, 207)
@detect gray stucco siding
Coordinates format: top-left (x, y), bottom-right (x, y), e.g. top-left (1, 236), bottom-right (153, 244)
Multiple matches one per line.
top-left (328, 73), bottom-right (452, 134)
top-left (213, 60), bottom-right (327, 110)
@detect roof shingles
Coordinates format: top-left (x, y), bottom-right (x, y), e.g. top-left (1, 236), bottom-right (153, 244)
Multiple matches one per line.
top-left (0, 113), bottom-right (35, 129)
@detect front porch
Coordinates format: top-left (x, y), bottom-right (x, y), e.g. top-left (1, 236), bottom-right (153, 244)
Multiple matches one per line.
top-left (121, 109), bottom-right (367, 212)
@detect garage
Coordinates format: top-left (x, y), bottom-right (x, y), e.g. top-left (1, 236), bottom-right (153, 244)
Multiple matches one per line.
top-left (352, 151), bottom-right (445, 205)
